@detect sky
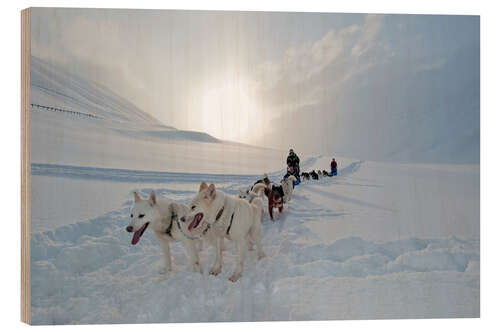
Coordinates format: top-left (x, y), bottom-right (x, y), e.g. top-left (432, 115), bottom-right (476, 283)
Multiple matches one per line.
top-left (31, 8), bottom-right (479, 163)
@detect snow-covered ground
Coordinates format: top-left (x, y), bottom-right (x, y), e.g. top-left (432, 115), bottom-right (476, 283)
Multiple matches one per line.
top-left (29, 57), bottom-right (479, 324)
top-left (30, 157), bottom-right (479, 324)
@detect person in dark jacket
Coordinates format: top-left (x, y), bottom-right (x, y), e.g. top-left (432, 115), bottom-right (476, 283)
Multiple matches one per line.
top-left (286, 149), bottom-right (301, 183)
top-left (330, 158), bottom-right (338, 176)
top-left (287, 149), bottom-right (300, 168)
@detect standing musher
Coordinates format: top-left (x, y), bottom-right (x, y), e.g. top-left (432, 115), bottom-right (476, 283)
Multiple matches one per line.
top-left (331, 157), bottom-right (338, 176)
top-left (286, 148), bottom-right (301, 185)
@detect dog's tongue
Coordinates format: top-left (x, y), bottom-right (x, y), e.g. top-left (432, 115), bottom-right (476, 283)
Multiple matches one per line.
top-left (131, 230), bottom-right (142, 245)
top-left (131, 223), bottom-right (148, 245)
top-left (188, 213), bottom-right (203, 231)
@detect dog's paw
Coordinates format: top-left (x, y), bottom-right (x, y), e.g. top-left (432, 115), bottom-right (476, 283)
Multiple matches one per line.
top-left (229, 272), bottom-right (242, 282)
top-left (209, 266), bottom-right (221, 276)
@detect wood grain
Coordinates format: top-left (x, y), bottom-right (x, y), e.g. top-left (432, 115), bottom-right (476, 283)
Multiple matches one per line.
top-left (21, 7), bottom-right (31, 325)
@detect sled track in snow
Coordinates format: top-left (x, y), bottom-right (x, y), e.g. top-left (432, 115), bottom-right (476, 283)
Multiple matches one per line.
top-left (31, 159), bottom-right (362, 186)
top-left (31, 163), bottom-right (260, 184)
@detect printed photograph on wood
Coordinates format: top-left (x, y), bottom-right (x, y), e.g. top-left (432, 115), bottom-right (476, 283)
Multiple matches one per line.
top-left (24, 8), bottom-right (479, 324)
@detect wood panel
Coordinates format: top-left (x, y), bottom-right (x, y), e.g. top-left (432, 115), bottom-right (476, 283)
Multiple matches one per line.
top-left (21, 7), bottom-right (31, 325)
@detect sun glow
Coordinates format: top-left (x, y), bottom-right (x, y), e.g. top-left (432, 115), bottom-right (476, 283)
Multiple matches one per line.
top-left (197, 76), bottom-right (263, 144)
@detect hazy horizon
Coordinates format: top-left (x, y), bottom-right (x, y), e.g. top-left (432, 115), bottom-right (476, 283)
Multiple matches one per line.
top-left (31, 8), bottom-right (479, 162)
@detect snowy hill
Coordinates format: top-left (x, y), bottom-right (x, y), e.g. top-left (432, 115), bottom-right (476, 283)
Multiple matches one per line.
top-left (30, 57), bottom-right (283, 174)
top-left (31, 57), bottom-right (161, 125)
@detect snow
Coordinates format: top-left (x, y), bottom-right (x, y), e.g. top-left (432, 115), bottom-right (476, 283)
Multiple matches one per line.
top-left (30, 158), bottom-right (479, 324)
top-left (29, 58), bottom-right (479, 324)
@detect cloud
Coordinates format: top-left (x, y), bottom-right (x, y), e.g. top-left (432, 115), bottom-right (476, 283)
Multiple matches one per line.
top-left (251, 14), bottom-right (478, 163)
top-left (254, 14), bottom-right (389, 115)
top-left (351, 14), bottom-right (384, 57)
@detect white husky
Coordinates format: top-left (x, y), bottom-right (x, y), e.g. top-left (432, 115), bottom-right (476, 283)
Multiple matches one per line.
top-left (126, 191), bottom-right (202, 273)
top-left (238, 182), bottom-right (267, 205)
top-left (181, 182), bottom-right (265, 282)
top-left (281, 175), bottom-right (296, 203)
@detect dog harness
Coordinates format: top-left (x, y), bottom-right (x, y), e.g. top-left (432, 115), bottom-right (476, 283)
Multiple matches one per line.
top-left (226, 213), bottom-right (235, 236)
top-left (171, 211), bottom-right (210, 241)
top-left (213, 206), bottom-right (235, 237)
top-left (172, 205), bottom-right (234, 241)
top-left (215, 206), bottom-right (224, 221)
top-left (164, 213), bottom-right (174, 237)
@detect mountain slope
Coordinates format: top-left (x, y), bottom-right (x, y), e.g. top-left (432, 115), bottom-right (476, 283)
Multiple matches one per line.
top-left (30, 57), bottom-right (283, 174)
top-left (31, 56), bottom-right (161, 125)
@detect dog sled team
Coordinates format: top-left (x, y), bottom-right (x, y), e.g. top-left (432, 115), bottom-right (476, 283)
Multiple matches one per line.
top-left (126, 149), bottom-right (338, 282)
top-left (299, 157), bottom-right (338, 181)
top-left (285, 149), bottom-right (338, 182)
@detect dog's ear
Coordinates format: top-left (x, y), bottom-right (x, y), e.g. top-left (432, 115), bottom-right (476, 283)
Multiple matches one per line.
top-left (148, 190), bottom-right (157, 206)
top-left (208, 184), bottom-right (216, 199)
top-left (133, 192), bottom-right (141, 202)
top-left (199, 181), bottom-right (208, 192)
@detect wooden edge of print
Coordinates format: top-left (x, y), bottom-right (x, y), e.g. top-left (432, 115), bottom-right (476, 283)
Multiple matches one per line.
top-left (21, 7), bottom-right (31, 325)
